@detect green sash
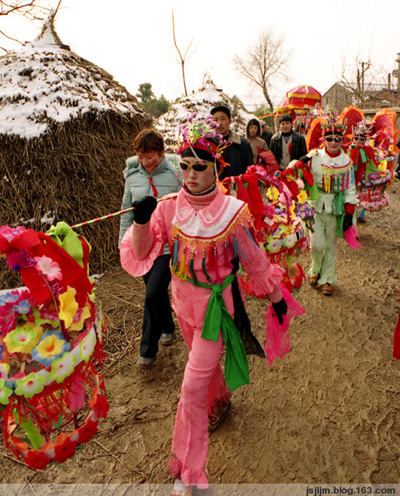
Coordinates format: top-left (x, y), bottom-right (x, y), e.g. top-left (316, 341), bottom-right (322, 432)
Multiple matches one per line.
top-left (184, 273), bottom-right (250, 392)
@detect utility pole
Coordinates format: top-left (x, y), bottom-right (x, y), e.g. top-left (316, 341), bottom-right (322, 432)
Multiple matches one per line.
top-left (392, 53), bottom-right (400, 92)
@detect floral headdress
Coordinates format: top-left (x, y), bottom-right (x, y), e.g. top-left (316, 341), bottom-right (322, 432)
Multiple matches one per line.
top-left (175, 112), bottom-right (231, 167)
top-left (321, 106), bottom-right (347, 135)
top-left (352, 119), bottom-right (370, 137)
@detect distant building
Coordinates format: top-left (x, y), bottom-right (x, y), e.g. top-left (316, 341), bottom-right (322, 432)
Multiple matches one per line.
top-left (322, 83), bottom-right (353, 113)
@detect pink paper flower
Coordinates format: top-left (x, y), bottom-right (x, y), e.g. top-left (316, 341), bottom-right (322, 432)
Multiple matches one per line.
top-left (34, 256), bottom-right (62, 281)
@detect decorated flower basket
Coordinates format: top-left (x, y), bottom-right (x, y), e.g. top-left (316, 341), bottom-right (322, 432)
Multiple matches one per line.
top-left (222, 165), bottom-right (311, 293)
top-left (0, 222), bottom-right (108, 469)
top-left (356, 168), bottom-right (391, 212)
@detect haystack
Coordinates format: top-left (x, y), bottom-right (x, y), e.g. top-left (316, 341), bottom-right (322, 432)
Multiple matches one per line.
top-left (0, 13), bottom-right (152, 288)
top-left (156, 77), bottom-right (258, 151)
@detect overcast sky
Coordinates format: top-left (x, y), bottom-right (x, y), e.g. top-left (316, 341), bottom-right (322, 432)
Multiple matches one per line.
top-left (2, 0), bottom-right (400, 110)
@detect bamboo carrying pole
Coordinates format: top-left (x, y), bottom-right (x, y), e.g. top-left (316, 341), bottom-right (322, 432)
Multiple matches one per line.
top-left (70, 197), bottom-right (168, 230)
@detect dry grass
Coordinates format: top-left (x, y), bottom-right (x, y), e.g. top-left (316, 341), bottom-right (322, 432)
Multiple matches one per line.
top-left (0, 112), bottom-right (152, 289)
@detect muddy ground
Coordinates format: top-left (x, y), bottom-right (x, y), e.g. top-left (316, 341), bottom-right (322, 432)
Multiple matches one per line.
top-left (1, 181), bottom-right (400, 490)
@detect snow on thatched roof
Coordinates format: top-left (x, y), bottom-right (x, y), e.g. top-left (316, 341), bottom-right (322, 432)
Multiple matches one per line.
top-left (0, 13), bottom-right (152, 283)
top-left (156, 77), bottom-right (258, 151)
top-left (0, 12), bottom-right (148, 139)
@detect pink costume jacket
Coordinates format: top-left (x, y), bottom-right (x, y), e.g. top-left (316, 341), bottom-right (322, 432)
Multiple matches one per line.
top-left (120, 186), bottom-right (284, 487)
top-left (120, 187), bottom-right (283, 330)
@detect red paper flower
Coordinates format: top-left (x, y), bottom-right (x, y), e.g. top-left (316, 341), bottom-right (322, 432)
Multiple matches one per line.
top-left (24, 450), bottom-right (51, 470)
top-left (53, 435), bottom-right (77, 463)
top-left (74, 418), bottom-right (98, 444)
top-left (88, 393), bottom-right (109, 419)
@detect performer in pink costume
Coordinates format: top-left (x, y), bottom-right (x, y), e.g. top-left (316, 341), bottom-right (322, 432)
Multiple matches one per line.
top-left (120, 115), bottom-right (290, 495)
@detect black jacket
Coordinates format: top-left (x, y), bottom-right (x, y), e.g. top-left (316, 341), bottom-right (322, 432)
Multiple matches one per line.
top-left (261, 131), bottom-right (273, 148)
top-left (270, 130), bottom-right (307, 168)
top-left (219, 130), bottom-right (254, 180)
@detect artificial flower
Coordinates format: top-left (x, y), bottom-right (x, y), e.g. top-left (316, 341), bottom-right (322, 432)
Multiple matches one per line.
top-left (69, 304), bottom-right (91, 332)
top-left (79, 333), bottom-right (96, 363)
top-left (0, 363), bottom-right (10, 380)
top-left (35, 303), bottom-right (59, 324)
top-left (9, 435), bottom-right (28, 453)
top-left (58, 286), bottom-right (78, 328)
top-left (0, 301), bottom-right (19, 336)
top-left (266, 239), bottom-right (283, 254)
top-left (49, 352), bottom-right (76, 384)
top-left (263, 204), bottom-right (276, 219)
top-left (34, 255), bottom-right (62, 281)
top-left (0, 289), bottom-right (33, 337)
top-left (52, 434), bottom-right (77, 463)
top-left (0, 378), bottom-right (12, 405)
top-left (31, 331), bottom-right (70, 367)
top-left (24, 450), bottom-right (51, 470)
top-left (12, 299), bottom-right (30, 315)
top-left (0, 225), bottom-right (26, 242)
top-left (74, 418), bottom-right (98, 444)
top-left (267, 187), bottom-right (280, 202)
top-left (285, 234), bottom-right (297, 249)
top-left (7, 251), bottom-right (29, 272)
top-left (15, 372), bottom-right (46, 399)
top-left (378, 160), bottom-right (387, 172)
top-left (0, 338), bottom-right (9, 364)
top-left (3, 323), bottom-right (43, 354)
top-left (0, 291), bottom-right (18, 306)
top-left (288, 201), bottom-right (296, 220)
top-left (88, 393), bottom-right (109, 419)
top-left (297, 190), bottom-right (308, 204)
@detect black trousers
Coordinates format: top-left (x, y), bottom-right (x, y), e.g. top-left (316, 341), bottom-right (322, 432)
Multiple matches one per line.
top-left (140, 254), bottom-right (175, 358)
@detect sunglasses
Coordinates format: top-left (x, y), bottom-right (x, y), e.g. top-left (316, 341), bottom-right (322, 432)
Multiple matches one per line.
top-left (325, 136), bottom-right (343, 143)
top-left (353, 136), bottom-right (366, 141)
top-left (179, 161), bottom-right (214, 172)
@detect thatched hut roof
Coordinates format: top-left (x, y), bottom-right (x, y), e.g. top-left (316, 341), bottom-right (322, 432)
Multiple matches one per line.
top-left (156, 77), bottom-right (258, 151)
top-left (0, 13), bottom-right (152, 288)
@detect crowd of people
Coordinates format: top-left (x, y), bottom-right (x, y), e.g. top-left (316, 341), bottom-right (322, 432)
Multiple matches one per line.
top-left (118, 105), bottom-right (397, 496)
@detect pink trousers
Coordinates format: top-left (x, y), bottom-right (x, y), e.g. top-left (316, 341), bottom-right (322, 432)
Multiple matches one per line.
top-left (168, 316), bottom-right (231, 488)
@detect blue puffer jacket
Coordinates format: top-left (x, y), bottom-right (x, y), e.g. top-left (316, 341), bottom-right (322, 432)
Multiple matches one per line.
top-left (118, 154), bottom-right (182, 247)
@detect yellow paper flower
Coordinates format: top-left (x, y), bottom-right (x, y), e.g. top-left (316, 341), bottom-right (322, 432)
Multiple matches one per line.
top-left (289, 200), bottom-right (296, 220)
top-left (4, 322), bottom-right (43, 354)
top-left (378, 160), bottom-right (387, 172)
top-left (58, 286), bottom-right (79, 328)
top-left (267, 186), bottom-right (280, 202)
top-left (36, 333), bottom-right (65, 358)
top-left (69, 304), bottom-right (91, 331)
top-left (297, 190), bottom-right (308, 204)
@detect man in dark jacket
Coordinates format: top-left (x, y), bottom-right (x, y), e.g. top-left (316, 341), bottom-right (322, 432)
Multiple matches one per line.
top-left (210, 105), bottom-right (254, 179)
top-left (261, 123), bottom-right (273, 148)
top-left (270, 114), bottom-right (307, 170)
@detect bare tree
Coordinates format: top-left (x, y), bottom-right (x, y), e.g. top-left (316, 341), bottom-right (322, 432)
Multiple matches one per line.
top-left (339, 55), bottom-right (394, 108)
top-left (171, 8), bottom-right (195, 97)
top-left (233, 28), bottom-right (293, 111)
top-left (0, 0), bottom-right (58, 51)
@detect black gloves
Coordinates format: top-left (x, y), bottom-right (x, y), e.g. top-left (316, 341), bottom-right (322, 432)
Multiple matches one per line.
top-left (343, 213), bottom-right (353, 232)
top-left (272, 298), bottom-right (288, 325)
top-left (299, 155), bottom-right (311, 164)
top-left (132, 196), bottom-right (157, 225)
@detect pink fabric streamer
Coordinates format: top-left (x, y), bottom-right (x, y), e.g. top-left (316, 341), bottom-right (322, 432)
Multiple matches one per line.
top-left (67, 369), bottom-right (86, 413)
top-left (264, 284), bottom-right (306, 367)
top-left (344, 225), bottom-right (363, 250)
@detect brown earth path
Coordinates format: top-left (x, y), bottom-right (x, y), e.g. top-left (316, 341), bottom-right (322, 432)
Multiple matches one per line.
top-left (1, 182), bottom-right (400, 488)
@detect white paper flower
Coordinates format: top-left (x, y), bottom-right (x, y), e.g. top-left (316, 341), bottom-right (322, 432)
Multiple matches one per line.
top-left (49, 352), bottom-right (77, 384)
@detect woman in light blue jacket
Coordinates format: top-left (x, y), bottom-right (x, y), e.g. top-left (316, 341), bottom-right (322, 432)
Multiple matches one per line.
top-left (119, 129), bottom-right (181, 367)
